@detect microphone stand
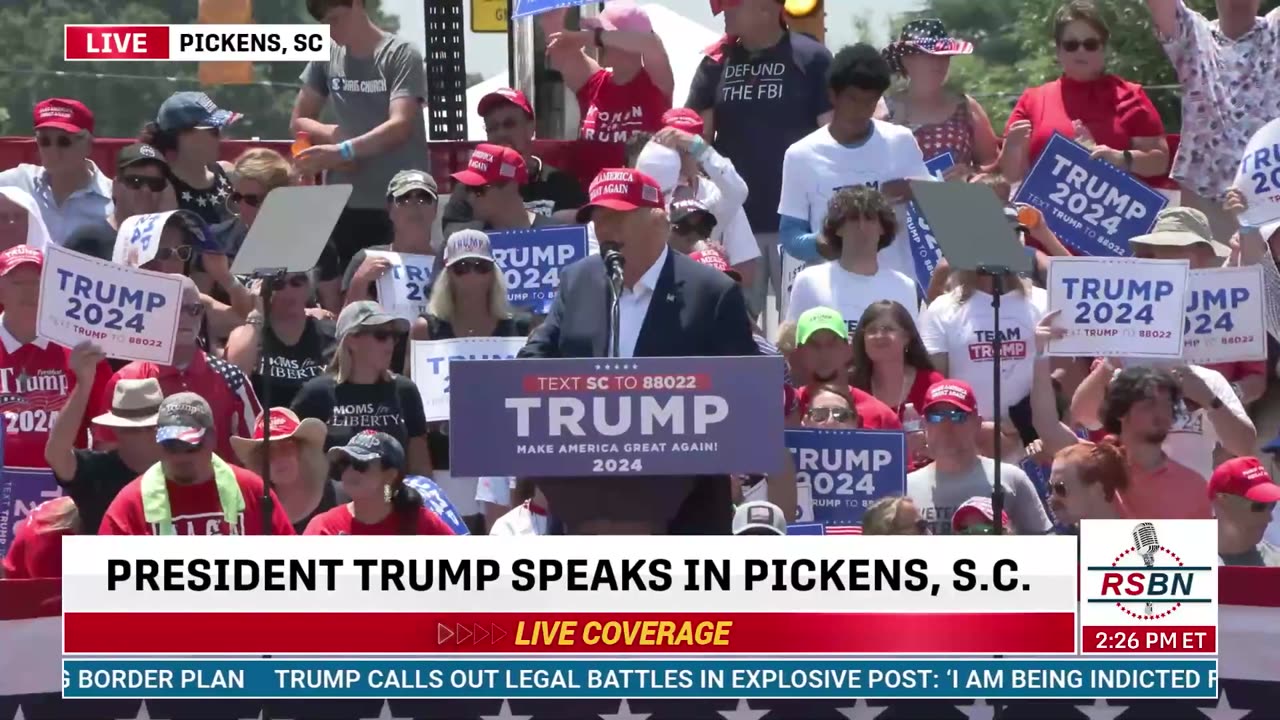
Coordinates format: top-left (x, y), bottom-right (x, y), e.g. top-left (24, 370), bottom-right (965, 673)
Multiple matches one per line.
top-left (605, 250), bottom-right (625, 358)
top-left (250, 267), bottom-right (286, 536)
top-left (977, 264), bottom-right (1009, 536)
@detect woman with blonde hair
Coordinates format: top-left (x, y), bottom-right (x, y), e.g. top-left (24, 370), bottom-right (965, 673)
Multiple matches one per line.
top-left (918, 266), bottom-right (1047, 448)
top-left (411, 229), bottom-right (532, 532)
top-left (861, 496), bottom-right (929, 535)
top-left (292, 300), bottom-right (431, 476)
top-left (232, 407), bottom-right (341, 534)
top-left (1, 497), bottom-right (81, 579)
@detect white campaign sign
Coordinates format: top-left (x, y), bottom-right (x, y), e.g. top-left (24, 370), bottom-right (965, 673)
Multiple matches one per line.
top-left (38, 245), bottom-right (184, 364)
top-left (1182, 265), bottom-right (1266, 364)
top-left (1047, 256), bottom-right (1188, 358)
top-left (368, 250), bottom-right (434, 321)
top-left (410, 337), bottom-right (525, 422)
top-left (111, 211), bottom-right (179, 268)
top-left (1235, 117), bottom-right (1280, 228)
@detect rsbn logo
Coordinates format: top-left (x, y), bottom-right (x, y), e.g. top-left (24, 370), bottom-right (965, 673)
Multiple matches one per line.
top-left (1091, 522), bottom-right (1213, 620)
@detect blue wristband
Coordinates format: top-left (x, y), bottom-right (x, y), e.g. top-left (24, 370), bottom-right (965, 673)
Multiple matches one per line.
top-left (338, 141), bottom-right (354, 161)
top-left (689, 135), bottom-right (708, 159)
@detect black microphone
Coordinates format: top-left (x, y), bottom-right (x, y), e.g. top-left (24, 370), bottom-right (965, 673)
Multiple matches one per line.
top-left (602, 245), bottom-right (625, 283)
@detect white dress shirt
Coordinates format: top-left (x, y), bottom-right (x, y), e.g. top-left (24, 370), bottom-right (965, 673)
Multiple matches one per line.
top-left (617, 245), bottom-right (669, 359)
top-left (0, 162), bottom-right (112, 246)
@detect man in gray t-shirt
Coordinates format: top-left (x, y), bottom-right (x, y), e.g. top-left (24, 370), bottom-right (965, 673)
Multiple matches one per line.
top-left (293, 0), bottom-right (430, 308)
top-left (906, 379), bottom-right (1052, 535)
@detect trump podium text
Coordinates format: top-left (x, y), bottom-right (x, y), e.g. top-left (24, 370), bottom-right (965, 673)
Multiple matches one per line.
top-left (60, 530), bottom-right (1219, 700)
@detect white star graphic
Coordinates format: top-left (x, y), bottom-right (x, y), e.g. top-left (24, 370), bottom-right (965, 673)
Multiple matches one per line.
top-left (481, 699), bottom-right (533, 720)
top-left (718, 698), bottom-right (769, 720)
top-left (600, 698), bottom-right (651, 720)
top-left (217, 186), bottom-right (230, 199)
top-left (196, 195), bottom-right (209, 207)
top-left (1074, 698), bottom-right (1126, 720)
top-left (957, 699), bottom-right (996, 720)
top-left (238, 711), bottom-right (268, 720)
top-left (13, 706), bottom-right (26, 720)
top-left (181, 190), bottom-right (193, 201)
top-left (360, 700), bottom-right (413, 720)
top-left (121, 700), bottom-right (151, 720)
top-left (835, 698), bottom-right (888, 720)
top-left (1199, 691), bottom-right (1250, 720)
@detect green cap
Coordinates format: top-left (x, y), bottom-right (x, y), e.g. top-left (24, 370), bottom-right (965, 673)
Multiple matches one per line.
top-left (796, 306), bottom-right (848, 345)
top-left (387, 169), bottom-right (438, 199)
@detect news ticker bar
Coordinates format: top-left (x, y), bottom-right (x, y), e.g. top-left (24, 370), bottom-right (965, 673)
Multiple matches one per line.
top-left (62, 658), bottom-right (1219, 700)
top-left (62, 612), bottom-right (1077, 655)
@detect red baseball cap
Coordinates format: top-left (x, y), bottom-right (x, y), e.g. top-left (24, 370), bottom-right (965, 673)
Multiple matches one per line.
top-left (921, 379), bottom-right (978, 415)
top-left (33, 98), bottom-right (93, 134)
top-left (576, 168), bottom-right (666, 222)
top-left (690, 247), bottom-right (741, 282)
top-left (477, 88), bottom-right (534, 119)
top-left (1209, 457), bottom-right (1280, 503)
top-left (451, 143), bottom-right (528, 187)
top-left (951, 496), bottom-right (1011, 533)
top-left (662, 108), bottom-right (705, 136)
top-left (0, 245), bottom-right (44, 276)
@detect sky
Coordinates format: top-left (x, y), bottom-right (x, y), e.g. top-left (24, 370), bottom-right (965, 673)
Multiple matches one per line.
top-left (383, 0), bottom-right (923, 81)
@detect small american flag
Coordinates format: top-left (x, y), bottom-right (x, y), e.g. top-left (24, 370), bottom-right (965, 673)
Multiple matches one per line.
top-left (825, 525), bottom-right (863, 535)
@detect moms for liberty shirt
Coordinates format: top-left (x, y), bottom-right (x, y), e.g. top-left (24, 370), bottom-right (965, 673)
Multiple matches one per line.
top-left (778, 120), bottom-right (929, 279)
top-left (290, 374), bottom-right (427, 452)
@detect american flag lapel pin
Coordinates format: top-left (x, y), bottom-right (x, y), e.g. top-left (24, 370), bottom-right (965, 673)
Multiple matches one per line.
top-left (666, 293), bottom-right (676, 302)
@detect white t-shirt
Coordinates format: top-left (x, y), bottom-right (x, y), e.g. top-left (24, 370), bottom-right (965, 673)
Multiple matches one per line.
top-left (489, 502), bottom-right (551, 536)
top-left (777, 121), bottom-right (930, 280)
top-left (784, 261), bottom-right (919, 330)
top-left (918, 286), bottom-right (1048, 418)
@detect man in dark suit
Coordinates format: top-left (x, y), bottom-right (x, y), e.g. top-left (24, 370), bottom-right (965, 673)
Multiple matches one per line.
top-left (520, 168), bottom-right (759, 534)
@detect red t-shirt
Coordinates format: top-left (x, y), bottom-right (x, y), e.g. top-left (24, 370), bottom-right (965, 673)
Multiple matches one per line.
top-left (303, 504), bottom-right (457, 536)
top-left (576, 68), bottom-right (671, 143)
top-left (99, 464), bottom-right (295, 535)
top-left (0, 326), bottom-right (111, 468)
top-left (1006, 75), bottom-right (1165, 182)
top-left (96, 352), bottom-right (260, 465)
top-left (794, 385), bottom-right (903, 430)
top-left (1, 498), bottom-right (72, 579)
top-left (1202, 360), bottom-right (1266, 384)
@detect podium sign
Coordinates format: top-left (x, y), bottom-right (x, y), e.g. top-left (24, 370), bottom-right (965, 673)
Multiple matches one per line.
top-left (448, 356), bottom-right (786, 477)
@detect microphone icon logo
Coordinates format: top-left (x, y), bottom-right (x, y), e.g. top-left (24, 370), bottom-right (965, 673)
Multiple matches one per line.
top-left (1131, 522), bottom-right (1160, 616)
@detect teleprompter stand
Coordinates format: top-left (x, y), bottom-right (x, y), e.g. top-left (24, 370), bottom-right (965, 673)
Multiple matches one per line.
top-left (230, 184), bottom-right (351, 535)
top-left (908, 181), bottom-right (1034, 536)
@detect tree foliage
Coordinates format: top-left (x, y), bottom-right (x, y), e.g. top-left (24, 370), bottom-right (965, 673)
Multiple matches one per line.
top-left (0, 0), bottom-right (398, 139)
top-left (895, 0), bottom-right (1280, 131)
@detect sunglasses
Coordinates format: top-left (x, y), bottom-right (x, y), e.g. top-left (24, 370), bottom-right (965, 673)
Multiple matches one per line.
top-left (339, 458), bottom-right (381, 473)
top-left (450, 260), bottom-right (493, 276)
top-left (36, 134), bottom-right (74, 148)
top-left (905, 518), bottom-right (931, 535)
top-left (393, 191), bottom-right (436, 206)
top-left (121, 175), bottom-right (168, 192)
top-left (1051, 481), bottom-right (1068, 497)
top-left (356, 329), bottom-right (397, 342)
top-left (230, 191), bottom-right (264, 208)
top-left (926, 409), bottom-right (971, 424)
top-left (180, 302), bottom-right (206, 317)
top-left (271, 274), bottom-right (310, 290)
top-left (806, 406), bottom-right (854, 423)
top-left (160, 440), bottom-right (202, 455)
top-left (155, 246), bottom-right (194, 262)
top-left (960, 523), bottom-right (997, 535)
top-left (1060, 38), bottom-right (1102, 52)
top-left (1246, 500), bottom-right (1278, 513)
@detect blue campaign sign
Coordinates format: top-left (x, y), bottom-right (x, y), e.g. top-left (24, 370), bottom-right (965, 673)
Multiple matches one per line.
top-left (403, 475), bottom-right (471, 535)
top-left (785, 428), bottom-right (906, 530)
top-left (903, 153), bottom-right (955, 289)
top-left (448, 355), bottom-right (787, 477)
top-left (0, 466), bottom-right (62, 557)
top-left (488, 225), bottom-right (589, 314)
top-left (1014, 133), bottom-right (1167, 257)
top-left (786, 522), bottom-right (826, 535)
top-left (513, 0), bottom-right (596, 19)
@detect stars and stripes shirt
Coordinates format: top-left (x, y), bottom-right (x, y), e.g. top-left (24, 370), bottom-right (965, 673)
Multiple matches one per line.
top-left (96, 352), bottom-right (261, 465)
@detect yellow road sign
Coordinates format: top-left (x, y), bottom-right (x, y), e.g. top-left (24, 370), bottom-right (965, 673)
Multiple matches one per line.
top-left (472, 0), bottom-right (509, 33)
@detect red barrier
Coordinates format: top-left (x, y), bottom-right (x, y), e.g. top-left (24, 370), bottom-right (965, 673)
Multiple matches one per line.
top-left (0, 137), bottom-right (624, 195)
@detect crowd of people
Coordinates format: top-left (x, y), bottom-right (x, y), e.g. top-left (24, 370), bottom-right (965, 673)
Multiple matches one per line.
top-left (2, 0), bottom-right (1280, 578)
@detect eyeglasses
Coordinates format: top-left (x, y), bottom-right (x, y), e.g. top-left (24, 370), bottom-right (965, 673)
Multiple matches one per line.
top-left (450, 260), bottom-right (493, 276)
top-left (1249, 500), bottom-right (1277, 513)
top-left (926, 409), bottom-right (971, 424)
top-left (806, 406), bottom-right (854, 423)
top-left (1060, 38), bottom-right (1102, 52)
top-left (863, 323), bottom-right (903, 337)
top-left (1051, 481), bottom-right (1068, 497)
top-left (271, 274), bottom-right (310, 290)
top-left (230, 191), bottom-right (264, 208)
top-left (121, 175), bottom-right (168, 192)
top-left (36, 134), bottom-right (74, 148)
top-left (356, 329), bottom-right (397, 342)
top-left (160, 440), bottom-right (202, 455)
top-left (179, 302), bottom-right (206, 317)
top-left (393, 191), bottom-right (436, 206)
top-left (155, 246), bottom-right (194, 262)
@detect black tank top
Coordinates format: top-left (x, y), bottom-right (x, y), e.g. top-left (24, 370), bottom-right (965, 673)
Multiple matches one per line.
top-left (169, 164), bottom-right (234, 227)
top-left (425, 312), bottom-right (533, 470)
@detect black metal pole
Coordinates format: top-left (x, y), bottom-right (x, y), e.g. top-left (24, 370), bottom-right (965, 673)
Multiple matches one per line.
top-left (506, 0), bottom-right (516, 88)
top-left (258, 276), bottom-right (281, 535)
top-left (984, 267), bottom-right (1007, 535)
